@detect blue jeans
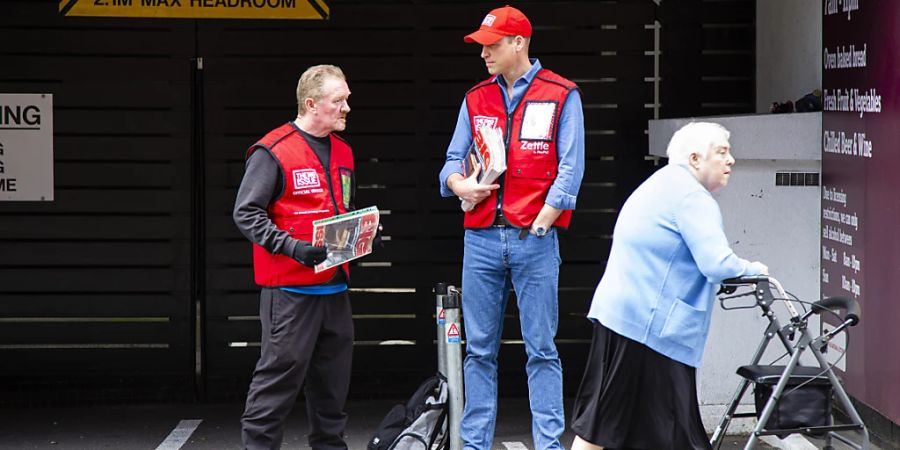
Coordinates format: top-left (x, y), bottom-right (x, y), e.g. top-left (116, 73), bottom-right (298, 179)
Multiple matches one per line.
top-left (460, 227), bottom-right (564, 450)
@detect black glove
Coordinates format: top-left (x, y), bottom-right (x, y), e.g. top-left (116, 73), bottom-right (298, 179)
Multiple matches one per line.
top-left (292, 241), bottom-right (327, 267)
top-left (373, 225), bottom-right (384, 248)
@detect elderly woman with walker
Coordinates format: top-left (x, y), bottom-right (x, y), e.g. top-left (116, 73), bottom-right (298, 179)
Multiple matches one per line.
top-left (570, 122), bottom-right (769, 450)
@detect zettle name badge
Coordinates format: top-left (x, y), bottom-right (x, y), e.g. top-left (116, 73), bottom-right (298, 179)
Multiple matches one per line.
top-left (519, 101), bottom-right (557, 141)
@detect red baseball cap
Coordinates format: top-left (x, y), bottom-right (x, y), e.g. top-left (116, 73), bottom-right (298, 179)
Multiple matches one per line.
top-left (463, 5), bottom-right (532, 45)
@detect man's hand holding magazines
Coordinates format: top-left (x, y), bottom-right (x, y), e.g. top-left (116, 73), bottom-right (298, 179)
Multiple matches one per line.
top-left (292, 241), bottom-right (328, 267)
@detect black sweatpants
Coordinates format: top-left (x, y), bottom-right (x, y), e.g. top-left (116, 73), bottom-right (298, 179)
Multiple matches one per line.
top-left (241, 288), bottom-right (354, 450)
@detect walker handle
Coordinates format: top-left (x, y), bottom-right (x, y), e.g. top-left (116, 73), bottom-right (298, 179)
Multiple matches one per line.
top-left (719, 276), bottom-right (769, 295)
top-left (719, 275), bottom-right (796, 317)
top-left (721, 275), bottom-right (770, 285)
top-left (811, 296), bottom-right (861, 326)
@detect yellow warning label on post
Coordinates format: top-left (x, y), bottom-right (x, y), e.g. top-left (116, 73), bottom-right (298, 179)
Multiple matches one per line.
top-left (60, 0), bottom-right (329, 20)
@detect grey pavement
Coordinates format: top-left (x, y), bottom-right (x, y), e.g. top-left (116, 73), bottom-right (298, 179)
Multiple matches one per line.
top-left (0, 395), bottom-right (881, 449)
top-left (9, 396), bottom-right (887, 449)
top-left (0, 397), bottom-right (787, 450)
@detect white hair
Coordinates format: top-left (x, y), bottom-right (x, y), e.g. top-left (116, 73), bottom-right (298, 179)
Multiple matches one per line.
top-left (665, 122), bottom-right (731, 165)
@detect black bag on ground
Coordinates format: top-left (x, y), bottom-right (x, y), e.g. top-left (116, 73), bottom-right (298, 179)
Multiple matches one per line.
top-left (367, 374), bottom-right (449, 450)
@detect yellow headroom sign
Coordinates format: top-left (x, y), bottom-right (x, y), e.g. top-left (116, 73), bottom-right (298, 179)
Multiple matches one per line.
top-left (59, 0), bottom-right (329, 20)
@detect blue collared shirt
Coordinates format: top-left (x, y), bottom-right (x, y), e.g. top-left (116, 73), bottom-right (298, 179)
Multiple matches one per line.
top-left (438, 59), bottom-right (585, 211)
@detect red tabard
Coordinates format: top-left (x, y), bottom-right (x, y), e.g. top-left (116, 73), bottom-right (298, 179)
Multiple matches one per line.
top-left (248, 123), bottom-right (355, 287)
top-left (464, 69), bottom-right (577, 229)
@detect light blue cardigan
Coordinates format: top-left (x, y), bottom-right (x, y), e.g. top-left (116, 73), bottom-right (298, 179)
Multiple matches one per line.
top-left (587, 164), bottom-right (765, 367)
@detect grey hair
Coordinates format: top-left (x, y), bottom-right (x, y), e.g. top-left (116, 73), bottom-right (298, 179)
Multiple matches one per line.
top-left (296, 64), bottom-right (346, 115)
top-left (665, 122), bottom-right (730, 165)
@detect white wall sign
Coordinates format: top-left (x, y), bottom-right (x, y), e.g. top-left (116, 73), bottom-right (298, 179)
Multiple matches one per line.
top-left (0, 94), bottom-right (54, 201)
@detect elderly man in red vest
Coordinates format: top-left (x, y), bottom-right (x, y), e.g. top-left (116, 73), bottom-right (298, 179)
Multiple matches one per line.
top-left (234, 64), bottom-right (355, 450)
top-left (439, 6), bottom-right (585, 450)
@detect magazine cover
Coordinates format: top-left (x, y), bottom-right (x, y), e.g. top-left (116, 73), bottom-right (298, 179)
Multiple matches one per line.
top-left (464, 125), bottom-right (506, 183)
top-left (471, 127), bottom-right (492, 183)
top-left (461, 125), bottom-right (506, 211)
top-left (311, 206), bottom-right (380, 273)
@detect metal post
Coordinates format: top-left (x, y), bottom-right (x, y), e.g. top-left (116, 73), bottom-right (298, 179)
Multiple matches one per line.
top-left (434, 282), bottom-right (448, 378)
top-left (444, 286), bottom-right (464, 450)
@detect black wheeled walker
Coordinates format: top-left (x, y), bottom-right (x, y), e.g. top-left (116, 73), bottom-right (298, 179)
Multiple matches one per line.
top-left (709, 275), bottom-right (869, 450)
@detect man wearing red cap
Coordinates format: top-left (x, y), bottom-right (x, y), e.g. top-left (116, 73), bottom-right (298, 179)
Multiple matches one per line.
top-left (438, 5), bottom-right (585, 450)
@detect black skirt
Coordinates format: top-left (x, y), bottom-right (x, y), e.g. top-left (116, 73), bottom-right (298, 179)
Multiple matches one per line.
top-left (570, 322), bottom-right (712, 450)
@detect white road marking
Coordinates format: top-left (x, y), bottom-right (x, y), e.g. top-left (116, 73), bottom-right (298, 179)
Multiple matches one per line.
top-left (155, 419), bottom-right (202, 450)
top-left (760, 434), bottom-right (819, 450)
top-left (501, 442), bottom-right (530, 450)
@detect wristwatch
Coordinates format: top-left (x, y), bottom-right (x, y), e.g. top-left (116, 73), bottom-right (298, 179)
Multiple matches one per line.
top-left (531, 224), bottom-right (548, 237)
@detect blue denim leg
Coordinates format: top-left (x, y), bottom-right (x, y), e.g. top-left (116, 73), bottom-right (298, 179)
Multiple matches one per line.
top-left (460, 227), bottom-right (564, 450)
top-left (461, 228), bottom-right (511, 450)
top-left (509, 229), bottom-right (564, 450)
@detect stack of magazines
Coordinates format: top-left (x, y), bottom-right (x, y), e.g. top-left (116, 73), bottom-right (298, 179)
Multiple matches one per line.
top-left (311, 206), bottom-right (380, 273)
top-left (461, 125), bottom-right (507, 211)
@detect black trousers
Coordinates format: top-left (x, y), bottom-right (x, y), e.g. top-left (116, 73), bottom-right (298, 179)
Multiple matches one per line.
top-left (241, 288), bottom-right (354, 450)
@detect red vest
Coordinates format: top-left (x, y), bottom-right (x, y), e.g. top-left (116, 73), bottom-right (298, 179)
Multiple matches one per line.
top-left (248, 123), bottom-right (355, 287)
top-left (464, 69), bottom-right (577, 229)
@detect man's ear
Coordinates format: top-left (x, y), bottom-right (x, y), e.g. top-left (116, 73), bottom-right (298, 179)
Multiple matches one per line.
top-left (304, 97), bottom-right (317, 113)
top-left (688, 151), bottom-right (701, 169)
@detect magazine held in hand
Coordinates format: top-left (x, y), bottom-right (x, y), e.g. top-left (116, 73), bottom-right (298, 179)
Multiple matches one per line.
top-left (461, 125), bottom-right (507, 211)
top-left (311, 206), bottom-right (380, 273)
